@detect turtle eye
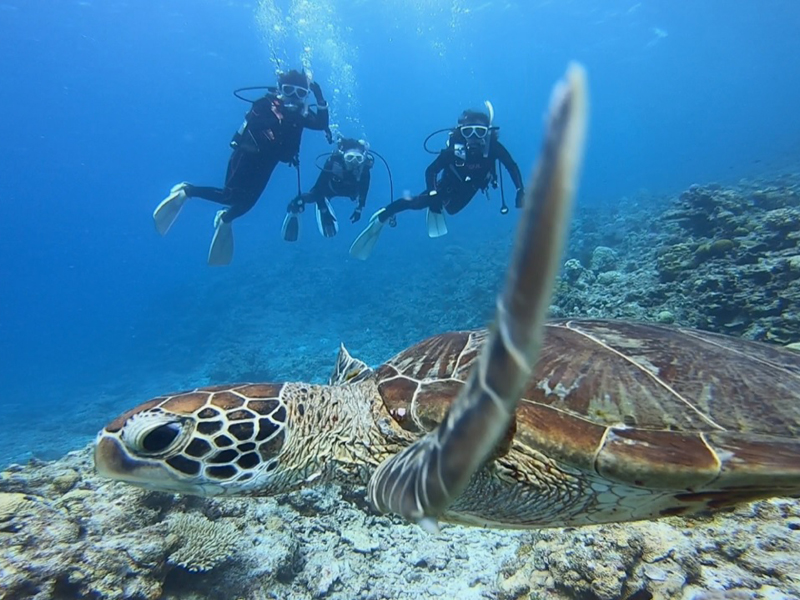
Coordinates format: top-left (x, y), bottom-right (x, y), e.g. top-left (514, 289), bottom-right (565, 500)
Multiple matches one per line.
top-left (141, 423), bottom-right (182, 453)
top-left (121, 411), bottom-right (188, 456)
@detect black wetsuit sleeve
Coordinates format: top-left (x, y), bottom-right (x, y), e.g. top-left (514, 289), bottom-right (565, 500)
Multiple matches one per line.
top-left (425, 151), bottom-right (449, 191)
top-left (303, 105), bottom-right (330, 131)
top-left (357, 168), bottom-right (371, 208)
top-left (494, 142), bottom-right (524, 190)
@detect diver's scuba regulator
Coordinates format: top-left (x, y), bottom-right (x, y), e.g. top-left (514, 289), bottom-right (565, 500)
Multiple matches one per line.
top-left (453, 143), bottom-right (466, 166)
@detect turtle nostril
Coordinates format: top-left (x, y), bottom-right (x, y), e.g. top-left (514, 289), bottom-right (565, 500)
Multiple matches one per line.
top-left (142, 423), bottom-right (181, 453)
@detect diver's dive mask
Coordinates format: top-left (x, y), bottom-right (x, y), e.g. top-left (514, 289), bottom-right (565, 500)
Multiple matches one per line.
top-left (344, 150), bottom-right (366, 166)
top-left (459, 125), bottom-right (489, 140)
top-left (280, 84), bottom-right (309, 100)
top-left (276, 68), bottom-right (311, 112)
top-left (458, 124), bottom-right (491, 152)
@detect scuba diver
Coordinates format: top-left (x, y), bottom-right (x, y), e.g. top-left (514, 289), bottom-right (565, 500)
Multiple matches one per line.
top-left (281, 137), bottom-right (374, 241)
top-left (152, 68), bottom-right (331, 265)
top-left (349, 103), bottom-right (524, 260)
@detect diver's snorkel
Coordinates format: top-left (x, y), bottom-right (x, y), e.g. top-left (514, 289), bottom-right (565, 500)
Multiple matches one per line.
top-left (483, 99), bottom-right (494, 158)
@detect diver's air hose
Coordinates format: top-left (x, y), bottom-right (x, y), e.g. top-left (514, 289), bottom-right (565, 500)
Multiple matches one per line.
top-left (369, 150), bottom-right (394, 204)
top-left (423, 128), bottom-right (454, 154)
top-left (233, 86), bottom-right (275, 103)
top-left (499, 164), bottom-right (508, 214)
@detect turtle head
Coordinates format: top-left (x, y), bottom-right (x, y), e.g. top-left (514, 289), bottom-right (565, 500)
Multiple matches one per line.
top-left (95, 384), bottom-right (293, 497)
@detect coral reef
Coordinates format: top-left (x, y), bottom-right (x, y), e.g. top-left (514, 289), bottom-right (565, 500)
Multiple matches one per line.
top-left (553, 175), bottom-right (800, 344)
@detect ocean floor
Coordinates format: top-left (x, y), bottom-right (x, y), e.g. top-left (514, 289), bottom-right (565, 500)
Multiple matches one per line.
top-left (1, 448), bottom-right (799, 600)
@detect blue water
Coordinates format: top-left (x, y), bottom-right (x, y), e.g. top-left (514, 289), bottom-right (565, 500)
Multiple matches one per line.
top-left (1, 0), bottom-right (799, 465)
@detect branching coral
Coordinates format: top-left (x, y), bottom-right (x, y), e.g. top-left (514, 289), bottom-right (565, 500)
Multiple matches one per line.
top-left (165, 512), bottom-right (241, 573)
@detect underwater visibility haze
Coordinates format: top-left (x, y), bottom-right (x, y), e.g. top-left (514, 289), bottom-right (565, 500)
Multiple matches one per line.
top-left (1, 1), bottom-right (800, 599)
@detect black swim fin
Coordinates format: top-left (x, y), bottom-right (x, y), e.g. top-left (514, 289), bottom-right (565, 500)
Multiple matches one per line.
top-left (316, 199), bottom-right (339, 238)
top-left (282, 212), bottom-right (300, 242)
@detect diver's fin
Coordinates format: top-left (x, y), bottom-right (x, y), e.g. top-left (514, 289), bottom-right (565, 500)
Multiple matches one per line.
top-left (281, 211), bottom-right (300, 242)
top-left (208, 211), bottom-right (234, 266)
top-left (426, 209), bottom-right (448, 238)
top-left (349, 209), bottom-right (387, 260)
top-left (316, 199), bottom-right (339, 238)
top-left (328, 342), bottom-right (373, 386)
top-left (153, 183), bottom-right (189, 236)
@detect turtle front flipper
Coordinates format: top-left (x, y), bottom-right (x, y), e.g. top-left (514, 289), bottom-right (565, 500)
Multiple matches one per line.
top-left (367, 63), bottom-right (589, 531)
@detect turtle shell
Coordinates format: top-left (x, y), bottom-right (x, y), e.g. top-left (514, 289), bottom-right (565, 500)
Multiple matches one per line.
top-left (374, 319), bottom-right (800, 494)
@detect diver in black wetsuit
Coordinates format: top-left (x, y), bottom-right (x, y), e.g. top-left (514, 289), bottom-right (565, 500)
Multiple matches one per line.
top-left (152, 69), bottom-right (330, 265)
top-left (281, 138), bottom-right (373, 241)
top-left (349, 106), bottom-right (524, 260)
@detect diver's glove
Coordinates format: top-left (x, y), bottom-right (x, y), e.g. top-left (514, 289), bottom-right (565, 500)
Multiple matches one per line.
top-left (310, 81), bottom-right (326, 105)
top-left (514, 188), bottom-right (525, 208)
top-left (350, 206), bottom-right (363, 223)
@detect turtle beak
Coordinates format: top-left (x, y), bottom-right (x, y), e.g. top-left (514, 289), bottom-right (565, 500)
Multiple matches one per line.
top-left (94, 433), bottom-right (222, 496)
top-left (94, 434), bottom-right (165, 483)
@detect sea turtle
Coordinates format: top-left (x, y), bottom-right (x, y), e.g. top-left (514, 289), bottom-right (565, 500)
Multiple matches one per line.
top-left (95, 66), bottom-right (800, 532)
